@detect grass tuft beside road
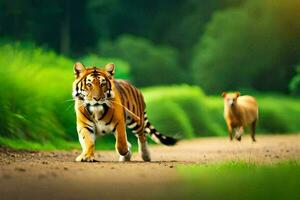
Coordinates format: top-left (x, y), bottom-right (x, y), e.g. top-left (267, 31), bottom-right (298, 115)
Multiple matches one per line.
top-left (177, 161), bottom-right (300, 200)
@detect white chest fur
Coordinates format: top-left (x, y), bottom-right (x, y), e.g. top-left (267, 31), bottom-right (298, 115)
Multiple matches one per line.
top-left (88, 105), bottom-right (104, 120)
top-left (95, 121), bottom-right (114, 136)
top-left (88, 105), bottom-right (114, 135)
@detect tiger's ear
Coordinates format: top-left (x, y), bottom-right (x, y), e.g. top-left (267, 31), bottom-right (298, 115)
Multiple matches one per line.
top-left (221, 92), bottom-right (227, 98)
top-left (105, 63), bottom-right (115, 77)
top-left (236, 92), bottom-right (241, 97)
top-left (74, 62), bottom-right (86, 78)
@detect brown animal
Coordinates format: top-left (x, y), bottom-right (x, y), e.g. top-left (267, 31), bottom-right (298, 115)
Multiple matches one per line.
top-left (222, 92), bottom-right (258, 142)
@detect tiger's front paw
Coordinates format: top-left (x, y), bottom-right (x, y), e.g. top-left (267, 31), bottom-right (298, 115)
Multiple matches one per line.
top-left (75, 153), bottom-right (98, 162)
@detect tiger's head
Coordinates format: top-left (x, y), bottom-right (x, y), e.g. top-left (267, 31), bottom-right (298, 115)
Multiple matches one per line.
top-left (72, 62), bottom-right (115, 106)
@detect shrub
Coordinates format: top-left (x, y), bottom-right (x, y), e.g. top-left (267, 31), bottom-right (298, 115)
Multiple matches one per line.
top-left (146, 98), bottom-right (194, 139)
top-left (143, 85), bottom-right (223, 138)
top-left (257, 96), bottom-right (300, 133)
top-left (0, 42), bottom-right (75, 148)
top-left (289, 65), bottom-right (300, 96)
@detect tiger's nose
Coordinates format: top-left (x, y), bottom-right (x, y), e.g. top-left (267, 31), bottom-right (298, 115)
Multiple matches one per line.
top-left (93, 97), bottom-right (101, 101)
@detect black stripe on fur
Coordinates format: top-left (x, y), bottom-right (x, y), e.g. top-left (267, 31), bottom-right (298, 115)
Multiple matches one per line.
top-left (144, 115), bottom-right (178, 146)
top-left (153, 132), bottom-right (178, 146)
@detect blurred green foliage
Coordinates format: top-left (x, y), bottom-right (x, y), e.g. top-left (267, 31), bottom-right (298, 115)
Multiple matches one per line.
top-left (98, 35), bottom-right (184, 87)
top-left (146, 99), bottom-right (194, 139)
top-left (3, 0), bottom-right (300, 94)
top-left (177, 161), bottom-right (300, 200)
top-left (0, 42), bottom-right (75, 148)
top-left (290, 65), bottom-right (300, 96)
top-left (192, 0), bottom-right (300, 93)
top-left (258, 96), bottom-right (300, 133)
top-left (80, 54), bottom-right (131, 80)
top-left (143, 86), bottom-right (223, 137)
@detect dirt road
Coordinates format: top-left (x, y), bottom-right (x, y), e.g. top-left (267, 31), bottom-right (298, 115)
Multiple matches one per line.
top-left (0, 134), bottom-right (299, 200)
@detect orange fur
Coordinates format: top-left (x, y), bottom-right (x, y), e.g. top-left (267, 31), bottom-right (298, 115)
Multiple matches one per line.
top-left (222, 92), bottom-right (258, 142)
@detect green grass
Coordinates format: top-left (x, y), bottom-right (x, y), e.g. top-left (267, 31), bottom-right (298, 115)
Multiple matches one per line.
top-left (177, 161), bottom-right (300, 200)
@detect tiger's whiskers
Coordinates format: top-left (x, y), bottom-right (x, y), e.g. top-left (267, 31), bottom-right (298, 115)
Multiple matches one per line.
top-left (64, 99), bottom-right (75, 102)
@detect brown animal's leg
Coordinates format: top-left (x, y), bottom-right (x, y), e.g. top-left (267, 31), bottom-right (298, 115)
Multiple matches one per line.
top-left (251, 120), bottom-right (257, 142)
top-left (137, 133), bottom-right (151, 162)
top-left (76, 127), bottom-right (97, 162)
top-left (114, 123), bottom-right (131, 161)
top-left (227, 123), bottom-right (233, 141)
top-left (235, 127), bottom-right (243, 142)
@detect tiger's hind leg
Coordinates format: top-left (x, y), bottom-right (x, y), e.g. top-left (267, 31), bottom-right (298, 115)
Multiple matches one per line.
top-left (127, 116), bottom-right (151, 161)
top-left (137, 133), bottom-right (151, 162)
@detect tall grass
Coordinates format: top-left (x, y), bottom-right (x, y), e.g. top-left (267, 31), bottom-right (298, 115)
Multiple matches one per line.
top-left (0, 42), bottom-right (129, 149)
top-left (0, 42), bottom-right (74, 149)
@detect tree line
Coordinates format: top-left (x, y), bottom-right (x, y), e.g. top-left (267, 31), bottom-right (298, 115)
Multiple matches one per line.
top-left (0, 0), bottom-right (299, 94)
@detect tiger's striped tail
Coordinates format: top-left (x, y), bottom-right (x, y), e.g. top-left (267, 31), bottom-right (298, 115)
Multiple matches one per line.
top-left (144, 112), bottom-right (178, 146)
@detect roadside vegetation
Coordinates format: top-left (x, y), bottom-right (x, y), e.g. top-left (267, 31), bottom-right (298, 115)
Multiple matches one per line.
top-left (0, 42), bottom-right (300, 150)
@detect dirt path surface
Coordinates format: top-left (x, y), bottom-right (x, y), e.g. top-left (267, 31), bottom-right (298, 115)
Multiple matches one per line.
top-left (1, 134), bottom-right (300, 200)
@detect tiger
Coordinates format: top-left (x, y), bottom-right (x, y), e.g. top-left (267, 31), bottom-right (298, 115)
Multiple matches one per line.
top-left (72, 62), bottom-right (177, 162)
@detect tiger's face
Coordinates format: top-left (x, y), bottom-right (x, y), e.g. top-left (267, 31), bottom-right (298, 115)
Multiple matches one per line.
top-left (73, 62), bottom-right (115, 106)
top-left (222, 92), bottom-right (240, 107)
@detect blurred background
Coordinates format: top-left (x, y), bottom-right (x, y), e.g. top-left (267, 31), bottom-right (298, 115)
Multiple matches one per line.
top-left (0, 0), bottom-right (300, 150)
